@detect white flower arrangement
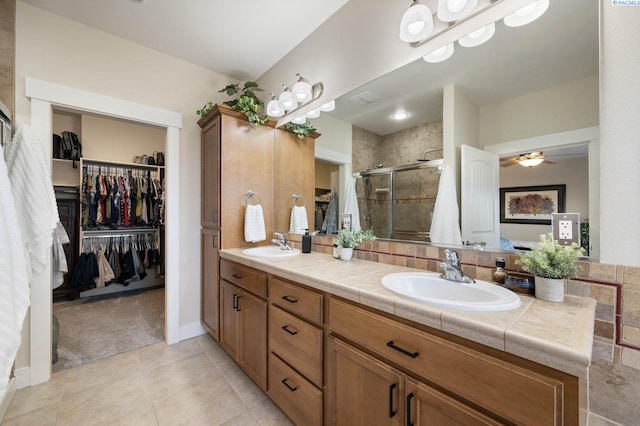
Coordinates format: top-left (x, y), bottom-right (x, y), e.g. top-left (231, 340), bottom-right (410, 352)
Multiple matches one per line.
top-left (516, 233), bottom-right (584, 279)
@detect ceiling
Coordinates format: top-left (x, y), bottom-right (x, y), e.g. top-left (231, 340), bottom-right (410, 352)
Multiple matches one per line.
top-left (327, 0), bottom-right (599, 135)
top-left (20, 0), bottom-right (350, 81)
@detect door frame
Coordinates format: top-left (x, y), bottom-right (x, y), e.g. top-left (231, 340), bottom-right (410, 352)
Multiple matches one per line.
top-left (24, 77), bottom-right (182, 386)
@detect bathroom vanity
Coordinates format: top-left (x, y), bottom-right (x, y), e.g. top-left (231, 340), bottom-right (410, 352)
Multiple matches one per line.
top-left (212, 249), bottom-right (595, 425)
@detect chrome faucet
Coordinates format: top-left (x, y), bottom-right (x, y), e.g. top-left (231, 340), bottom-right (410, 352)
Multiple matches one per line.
top-left (271, 232), bottom-right (293, 250)
top-left (440, 249), bottom-right (475, 284)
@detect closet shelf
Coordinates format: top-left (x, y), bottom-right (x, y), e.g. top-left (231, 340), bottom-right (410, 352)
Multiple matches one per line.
top-left (82, 157), bottom-right (164, 170)
top-left (83, 228), bottom-right (157, 235)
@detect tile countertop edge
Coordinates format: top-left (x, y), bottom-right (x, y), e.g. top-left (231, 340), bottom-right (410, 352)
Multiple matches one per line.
top-left (219, 248), bottom-right (595, 377)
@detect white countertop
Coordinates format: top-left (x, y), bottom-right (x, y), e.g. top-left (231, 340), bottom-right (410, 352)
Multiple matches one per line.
top-left (220, 248), bottom-right (595, 378)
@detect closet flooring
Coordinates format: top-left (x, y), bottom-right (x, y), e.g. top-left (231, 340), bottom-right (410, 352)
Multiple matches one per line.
top-left (52, 286), bottom-right (165, 373)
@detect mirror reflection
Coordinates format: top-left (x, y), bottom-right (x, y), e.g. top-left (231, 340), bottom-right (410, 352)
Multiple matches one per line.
top-left (319, 0), bottom-right (599, 254)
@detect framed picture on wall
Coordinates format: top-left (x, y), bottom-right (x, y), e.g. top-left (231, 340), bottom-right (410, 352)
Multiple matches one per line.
top-left (500, 184), bottom-right (566, 225)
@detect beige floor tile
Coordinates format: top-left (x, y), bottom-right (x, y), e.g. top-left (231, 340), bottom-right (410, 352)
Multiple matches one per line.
top-left (250, 398), bottom-right (294, 426)
top-left (144, 352), bottom-right (227, 403)
top-left (4, 376), bottom-right (65, 420)
top-left (153, 381), bottom-right (246, 426)
top-left (220, 411), bottom-right (260, 426)
top-left (196, 334), bottom-right (232, 364)
top-left (1, 402), bottom-right (59, 426)
top-left (107, 404), bottom-right (159, 426)
top-left (137, 338), bottom-right (202, 370)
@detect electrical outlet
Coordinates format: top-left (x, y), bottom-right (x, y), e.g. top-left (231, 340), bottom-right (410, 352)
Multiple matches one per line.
top-left (559, 220), bottom-right (572, 240)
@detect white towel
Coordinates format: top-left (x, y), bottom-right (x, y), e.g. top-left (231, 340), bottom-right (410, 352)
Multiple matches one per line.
top-left (344, 176), bottom-right (361, 231)
top-left (288, 205), bottom-right (309, 234)
top-left (244, 204), bottom-right (266, 243)
top-left (0, 148), bottom-right (30, 400)
top-left (429, 164), bottom-right (463, 245)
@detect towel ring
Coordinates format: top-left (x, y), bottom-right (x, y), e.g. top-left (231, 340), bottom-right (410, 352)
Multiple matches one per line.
top-left (293, 194), bottom-right (305, 207)
top-left (245, 190), bottom-right (262, 206)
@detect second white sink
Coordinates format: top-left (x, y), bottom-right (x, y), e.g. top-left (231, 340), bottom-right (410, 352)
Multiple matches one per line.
top-left (242, 246), bottom-right (300, 258)
top-left (382, 272), bottom-right (521, 312)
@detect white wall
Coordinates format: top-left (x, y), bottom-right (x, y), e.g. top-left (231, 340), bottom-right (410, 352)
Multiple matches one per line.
top-left (600, 4), bottom-right (640, 266)
top-left (478, 75), bottom-right (599, 147)
top-left (499, 157), bottom-right (589, 242)
top-left (15, 2), bottom-right (235, 369)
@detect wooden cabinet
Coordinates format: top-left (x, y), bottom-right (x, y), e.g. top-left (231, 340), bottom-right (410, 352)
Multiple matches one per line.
top-left (327, 297), bottom-right (578, 425)
top-left (267, 275), bottom-right (324, 426)
top-left (201, 112), bottom-right (220, 229)
top-left (218, 260), bottom-right (268, 390)
top-left (201, 229), bottom-right (219, 339)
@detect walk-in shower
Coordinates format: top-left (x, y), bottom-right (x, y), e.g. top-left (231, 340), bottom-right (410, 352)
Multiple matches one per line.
top-left (354, 159), bottom-right (443, 242)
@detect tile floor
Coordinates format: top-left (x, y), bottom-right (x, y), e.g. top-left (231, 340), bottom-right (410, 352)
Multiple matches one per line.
top-left (2, 335), bottom-right (293, 426)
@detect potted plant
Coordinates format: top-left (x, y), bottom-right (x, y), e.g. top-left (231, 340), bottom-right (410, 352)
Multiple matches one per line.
top-left (516, 233), bottom-right (584, 302)
top-left (197, 81), bottom-right (268, 127)
top-left (335, 228), bottom-right (376, 261)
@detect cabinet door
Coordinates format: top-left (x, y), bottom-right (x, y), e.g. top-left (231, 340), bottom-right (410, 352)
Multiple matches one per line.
top-left (238, 290), bottom-right (268, 391)
top-left (326, 337), bottom-right (403, 426)
top-left (201, 229), bottom-right (219, 340)
top-left (405, 376), bottom-right (504, 426)
top-left (201, 114), bottom-right (220, 228)
top-left (219, 279), bottom-right (240, 359)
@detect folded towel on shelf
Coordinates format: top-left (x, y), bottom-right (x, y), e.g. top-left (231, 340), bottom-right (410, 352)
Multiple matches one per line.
top-left (289, 205), bottom-right (309, 234)
top-left (429, 164), bottom-right (463, 245)
top-left (244, 204), bottom-right (266, 243)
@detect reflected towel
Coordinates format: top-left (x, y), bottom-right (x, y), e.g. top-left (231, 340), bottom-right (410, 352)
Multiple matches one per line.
top-left (343, 176), bottom-right (361, 231)
top-left (429, 164), bottom-right (463, 245)
top-left (289, 205), bottom-right (309, 234)
top-left (244, 204), bottom-right (266, 243)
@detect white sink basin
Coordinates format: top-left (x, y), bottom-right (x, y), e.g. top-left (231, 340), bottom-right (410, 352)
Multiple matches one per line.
top-left (242, 246), bottom-right (300, 258)
top-left (382, 272), bottom-right (521, 312)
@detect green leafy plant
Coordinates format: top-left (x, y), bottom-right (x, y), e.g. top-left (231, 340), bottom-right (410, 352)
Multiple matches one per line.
top-left (285, 119), bottom-right (317, 139)
top-left (196, 81), bottom-right (268, 127)
top-left (335, 228), bottom-right (376, 249)
top-left (516, 233), bottom-right (584, 279)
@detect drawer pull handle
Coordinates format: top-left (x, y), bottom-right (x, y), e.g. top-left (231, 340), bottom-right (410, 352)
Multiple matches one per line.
top-left (388, 383), bottom-right (397, 418)
top-left (281, 378), bottom-right (298, 392)
top-left (236, 295), bottom-right (242, 312)
top-left (386, 341), bottom-right (419, 359)
top-left (281, 325), bottom-right (298, 336)
top-left (232, 274), bottom-right (243, 279)
top-left (406, 393), bottom-right (414, 426)
top-left (232, 293), bottom-right (238, 310)
top-left (282, 295), bottom-right (298, 304)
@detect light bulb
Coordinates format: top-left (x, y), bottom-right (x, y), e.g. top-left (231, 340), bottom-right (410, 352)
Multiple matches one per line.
top-left (266, 99), bottom-right (284, 118)
top-left (458, 22), bottom-right (494, 47)
top-left (467, 26), bottom-right (486, 40)
top-left (407, 20), bottom-right (426, 35)
top-left (399, 3), bottom-right (434, 43)
top-left (319, 100), bottom-right (335, 112)
top-left (392, 111), bottom-right (409, 120)
top-left (447, 0), bottom-right (467, 13)
top-left (423, 43), bottom-right (454, 63)
top-left (306, 109), bottom-right (320, 119)
top-left (291, 75), bottom-right (313, 103)
top-left (278, 86), bottom-right (297, 111)
top-left (504, 0), bottom-right (549, 27)
top-left (437, 0), bottom-right (477, 22)
top-left (291, 116), bottom-right (306, 125)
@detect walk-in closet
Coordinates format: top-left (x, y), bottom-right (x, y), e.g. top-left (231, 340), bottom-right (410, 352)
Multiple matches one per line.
top-left (51, 109), bottom-right (166, 372)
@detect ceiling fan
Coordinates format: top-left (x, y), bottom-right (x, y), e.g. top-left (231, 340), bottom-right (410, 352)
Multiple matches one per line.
top-left (500, 151), bottom-right (554, 168)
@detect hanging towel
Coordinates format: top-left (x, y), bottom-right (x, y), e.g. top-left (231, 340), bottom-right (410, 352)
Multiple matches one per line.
top-left (52, 223), bottom-right (71, 289)
top-left (244, 203), bottom-right (266, 243)
top-left (288, 205), bottom-right (309, 234)
top-left (429, 164), bottom-right (463, 245)
top-left (321, 192), bottom-right (339, 235)
top-left (343, 176), bottom-right (361, 231)
top-left (0, 147), bottom-right (30, 400)
top-left (4, 125), bottom-right (60, 278)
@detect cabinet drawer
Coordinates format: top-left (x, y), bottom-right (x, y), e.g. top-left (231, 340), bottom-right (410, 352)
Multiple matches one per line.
top-left (269, 305), bottom-right (323, 387)
top-left (268, 353), bottom-right (322, 426)
top-left (220, 259), bottom-right (267, 298)
top-left (329, 298), bottom-right (564, 426)
top-left (269, 276), bottom-right (323, 325)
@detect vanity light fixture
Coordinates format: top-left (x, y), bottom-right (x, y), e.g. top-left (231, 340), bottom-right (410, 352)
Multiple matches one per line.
top-left (319, 100), bottom-right (336, 112)
top-left (399, 0), bottom-right (434, 43)
top-left (458, 22), bottom-right (495, 47)
top-left (392, 111), bottom-right (409, 120)
top-left (504, 0), bottom-right (549, 27)
top-left (291, 74), bottom-right (313, 102)
top-left (278, 85), bottom-right (298, 111)
top-left (291, 116), bottom-right (307, 125)
top-left (266, 93), bottom-right (285, 118)
top-left (423, 42), bottom-right (455, 63)
top-left (437, 0), bottom-right (478, 23)
top-left (306, 109), bottom-right (321, 119)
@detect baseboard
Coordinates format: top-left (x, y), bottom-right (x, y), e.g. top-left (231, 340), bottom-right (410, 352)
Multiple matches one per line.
top-left (179, 321), bottom-right (207, 341)
top-left (14, 367), bottom-right (30, 390)
top-left (0, 377), bottom-right (17, 422)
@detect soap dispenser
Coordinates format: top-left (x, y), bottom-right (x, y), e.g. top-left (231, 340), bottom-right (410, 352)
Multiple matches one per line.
top-left (302, 229), bottom-right (312, 253)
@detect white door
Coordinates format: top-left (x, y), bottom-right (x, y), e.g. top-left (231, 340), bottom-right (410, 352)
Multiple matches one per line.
top-left (461, 145), bottom-right (500, 249)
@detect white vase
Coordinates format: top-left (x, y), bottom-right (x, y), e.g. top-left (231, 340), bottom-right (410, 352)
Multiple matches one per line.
top-left (339, 247), bottom-right (354, 261)
top-left (534, 276), bottom-right (565, 302)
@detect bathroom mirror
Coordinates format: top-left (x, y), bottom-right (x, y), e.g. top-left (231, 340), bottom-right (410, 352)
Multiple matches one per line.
top-left (321, 0), bottom-right (599, 253)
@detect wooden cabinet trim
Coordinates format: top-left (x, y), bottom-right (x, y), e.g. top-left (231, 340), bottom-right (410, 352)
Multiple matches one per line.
top-left (220, 259), bottom-right (267, 298)
top-left (269, 275), bottom-right (324, 325)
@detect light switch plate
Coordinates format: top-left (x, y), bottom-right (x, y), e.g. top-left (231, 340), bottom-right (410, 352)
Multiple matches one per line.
top-left (552, 213), bottom-right (580, 246)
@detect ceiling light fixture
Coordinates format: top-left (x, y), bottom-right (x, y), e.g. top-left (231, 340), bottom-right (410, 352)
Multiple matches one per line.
top-left (458, 22), bottom-right (495, 47)
top-left (392, 111), bottom-right (409, 120)
top-left (518, 152), bottom-right (545, 167)
top-left (423, 42), bottom-right (455, 63)
top-left (399, 1), bottom-right (434, 43)
top-left (291, 74), bottom-right (313, 103)
top-left (437, 0), bottom-right (478, 23)
top-left (504, 0), bottom-right (549, 27)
